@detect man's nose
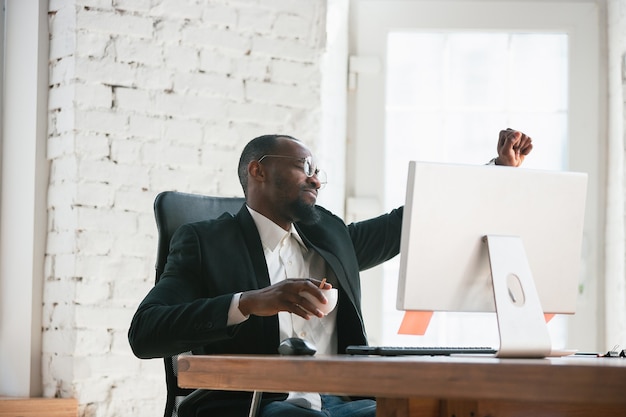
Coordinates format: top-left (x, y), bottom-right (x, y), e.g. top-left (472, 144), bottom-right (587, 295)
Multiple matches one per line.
top-left (307, 174), bottom-right (322, 189)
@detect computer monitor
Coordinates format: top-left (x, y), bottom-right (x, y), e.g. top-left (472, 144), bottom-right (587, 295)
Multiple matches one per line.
top-left (396, 161), bottom-right (588, 357)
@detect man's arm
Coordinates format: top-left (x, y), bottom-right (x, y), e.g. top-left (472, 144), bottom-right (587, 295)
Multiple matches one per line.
top-left (128, 224), bottom-right (236, 359)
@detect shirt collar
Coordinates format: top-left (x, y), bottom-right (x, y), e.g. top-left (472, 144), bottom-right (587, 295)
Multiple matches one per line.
top-left (247, 205), bottom-right (307, 252)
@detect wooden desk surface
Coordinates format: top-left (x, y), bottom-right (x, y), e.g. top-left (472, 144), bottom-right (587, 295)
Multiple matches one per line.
top-left (178, 354), bottom-right (626, 406)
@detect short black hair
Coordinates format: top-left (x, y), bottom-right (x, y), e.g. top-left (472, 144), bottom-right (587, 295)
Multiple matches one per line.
top-left (237, 134), bottom-right (297, 195)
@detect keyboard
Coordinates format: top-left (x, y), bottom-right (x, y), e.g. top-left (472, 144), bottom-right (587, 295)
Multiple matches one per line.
top-left (345, 345), bottom-right (497, 356)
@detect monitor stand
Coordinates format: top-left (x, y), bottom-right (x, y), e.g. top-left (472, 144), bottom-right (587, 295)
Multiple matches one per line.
top-left (484, 235), bottom-right (552, 358)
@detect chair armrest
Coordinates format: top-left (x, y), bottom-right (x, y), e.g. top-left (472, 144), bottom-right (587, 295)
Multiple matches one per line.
top-left (177, 389), bottom-right (214, 417)
top-left (177, 389), bottom-right (263, 417)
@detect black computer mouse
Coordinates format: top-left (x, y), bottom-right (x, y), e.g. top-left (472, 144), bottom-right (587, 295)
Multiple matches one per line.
top-left (278, 337), bottom-right (317, 356)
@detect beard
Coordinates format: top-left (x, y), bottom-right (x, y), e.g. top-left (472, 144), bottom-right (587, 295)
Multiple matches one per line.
top-left (272, 174), bottom-right (321, 225)
top-left (291, 194), bottom-right (321, 225)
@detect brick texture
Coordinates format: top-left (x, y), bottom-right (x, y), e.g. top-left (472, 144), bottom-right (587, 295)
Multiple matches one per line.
top-left (45, 1), bottom-right (328, 415)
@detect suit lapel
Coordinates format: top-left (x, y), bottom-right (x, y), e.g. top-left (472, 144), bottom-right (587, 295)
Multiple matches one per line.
top-left (235, 206), bottom-right (271, 289)
top-left (234, 206), bottom-right (280, 352)
top-left (296, 226), bottom-right (360, 310)
top-left (297, 225), bottom-right (367, 349)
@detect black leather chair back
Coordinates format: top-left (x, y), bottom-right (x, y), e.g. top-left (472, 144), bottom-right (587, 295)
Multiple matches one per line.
top-left (152, 191), bottom-right (245, 417)
top-left (154, 191), bottom-right (245, 283)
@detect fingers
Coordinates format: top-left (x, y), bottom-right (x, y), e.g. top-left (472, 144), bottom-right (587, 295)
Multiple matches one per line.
top-left (291, 280), bottom-right (328, 318)
top-left (239, 279), bottom-right (329, 319)
top-left (291, 301), bottom-right (321, 320)
top-left (496, 128), bottom-right (532, 167)
top-left (497, 130), bottom-right (507, 149)
top-left (502, 128), bottom-right (532, 151)
top-left (500, 128), bottom-right (520, 147)
top-left (519, 135), bottom-right (533, 155)
top-left (287, 296), bottom-right (324, 320)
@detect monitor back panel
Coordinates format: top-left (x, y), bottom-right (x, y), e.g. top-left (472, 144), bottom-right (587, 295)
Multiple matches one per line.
top-left (397, 161), bottom-right (588, 314)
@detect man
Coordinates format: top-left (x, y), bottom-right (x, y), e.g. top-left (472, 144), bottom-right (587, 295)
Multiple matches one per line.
top-left (128, 129), bottom-right (532, 417)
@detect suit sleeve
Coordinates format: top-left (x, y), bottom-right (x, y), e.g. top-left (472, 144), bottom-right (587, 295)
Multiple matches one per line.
top-left (128, 223), bottom-right (237, 359)
top-left (348, 206), bottom-right (404, 271)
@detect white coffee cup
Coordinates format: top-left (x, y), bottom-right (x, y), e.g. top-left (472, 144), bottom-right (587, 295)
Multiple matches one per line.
top-left (298, 288), bottom-right (338, 315)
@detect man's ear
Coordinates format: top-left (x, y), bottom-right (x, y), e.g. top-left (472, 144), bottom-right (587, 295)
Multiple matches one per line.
top-left (248, 160), bottom-right (266, 184)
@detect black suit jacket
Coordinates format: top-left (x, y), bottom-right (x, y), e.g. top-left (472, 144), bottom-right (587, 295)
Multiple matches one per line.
top-left (128, 204), bottom-right (403, 413)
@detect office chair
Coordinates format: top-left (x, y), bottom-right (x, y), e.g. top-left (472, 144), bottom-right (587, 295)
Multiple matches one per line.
top-left (153, 191), bottom-right (252, 417)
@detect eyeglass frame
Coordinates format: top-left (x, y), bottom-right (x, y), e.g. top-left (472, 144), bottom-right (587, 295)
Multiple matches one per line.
top-left (257, 154), bottom-right (327, 187)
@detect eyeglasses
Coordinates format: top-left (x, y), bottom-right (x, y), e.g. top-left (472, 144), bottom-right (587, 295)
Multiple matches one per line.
top-left (258, 154), bottom-right (327, 188)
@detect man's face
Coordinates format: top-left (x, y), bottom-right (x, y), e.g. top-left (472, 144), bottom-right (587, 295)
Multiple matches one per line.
top-left (261, 139), bottom-right (323, 225)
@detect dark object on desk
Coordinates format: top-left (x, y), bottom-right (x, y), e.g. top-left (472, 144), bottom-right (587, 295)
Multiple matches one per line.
top-left (573, 352), bottom-right (601, 357)
top-left (153, 192), bottom-right (245, 417)
top-left (278, 337), bottom-right (317, 356)
top-left (602, 348), bottom-right (626, 358)
top-left (346, 345), bottom-right (497, 356)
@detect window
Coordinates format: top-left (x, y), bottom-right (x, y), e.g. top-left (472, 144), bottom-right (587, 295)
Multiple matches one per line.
top-left (348, 0), bottom-right (601, 350)
top-left (382, 31), bottom-right (569, 347)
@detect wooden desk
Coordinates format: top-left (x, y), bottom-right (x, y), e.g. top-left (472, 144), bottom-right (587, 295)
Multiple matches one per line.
top-left (178, 354), bottom-right (626, 417)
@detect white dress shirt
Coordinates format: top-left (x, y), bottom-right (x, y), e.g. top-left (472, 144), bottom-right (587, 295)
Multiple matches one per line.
top-left (227, 206), bottom-right (338, 410)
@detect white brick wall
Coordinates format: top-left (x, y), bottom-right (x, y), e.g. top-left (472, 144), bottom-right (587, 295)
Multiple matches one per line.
top-left (45, 0), bottom-right (329, 415)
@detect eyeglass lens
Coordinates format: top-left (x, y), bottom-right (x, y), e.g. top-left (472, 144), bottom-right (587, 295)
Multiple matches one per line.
top-left (258, 154), bottom-right (327, 186)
